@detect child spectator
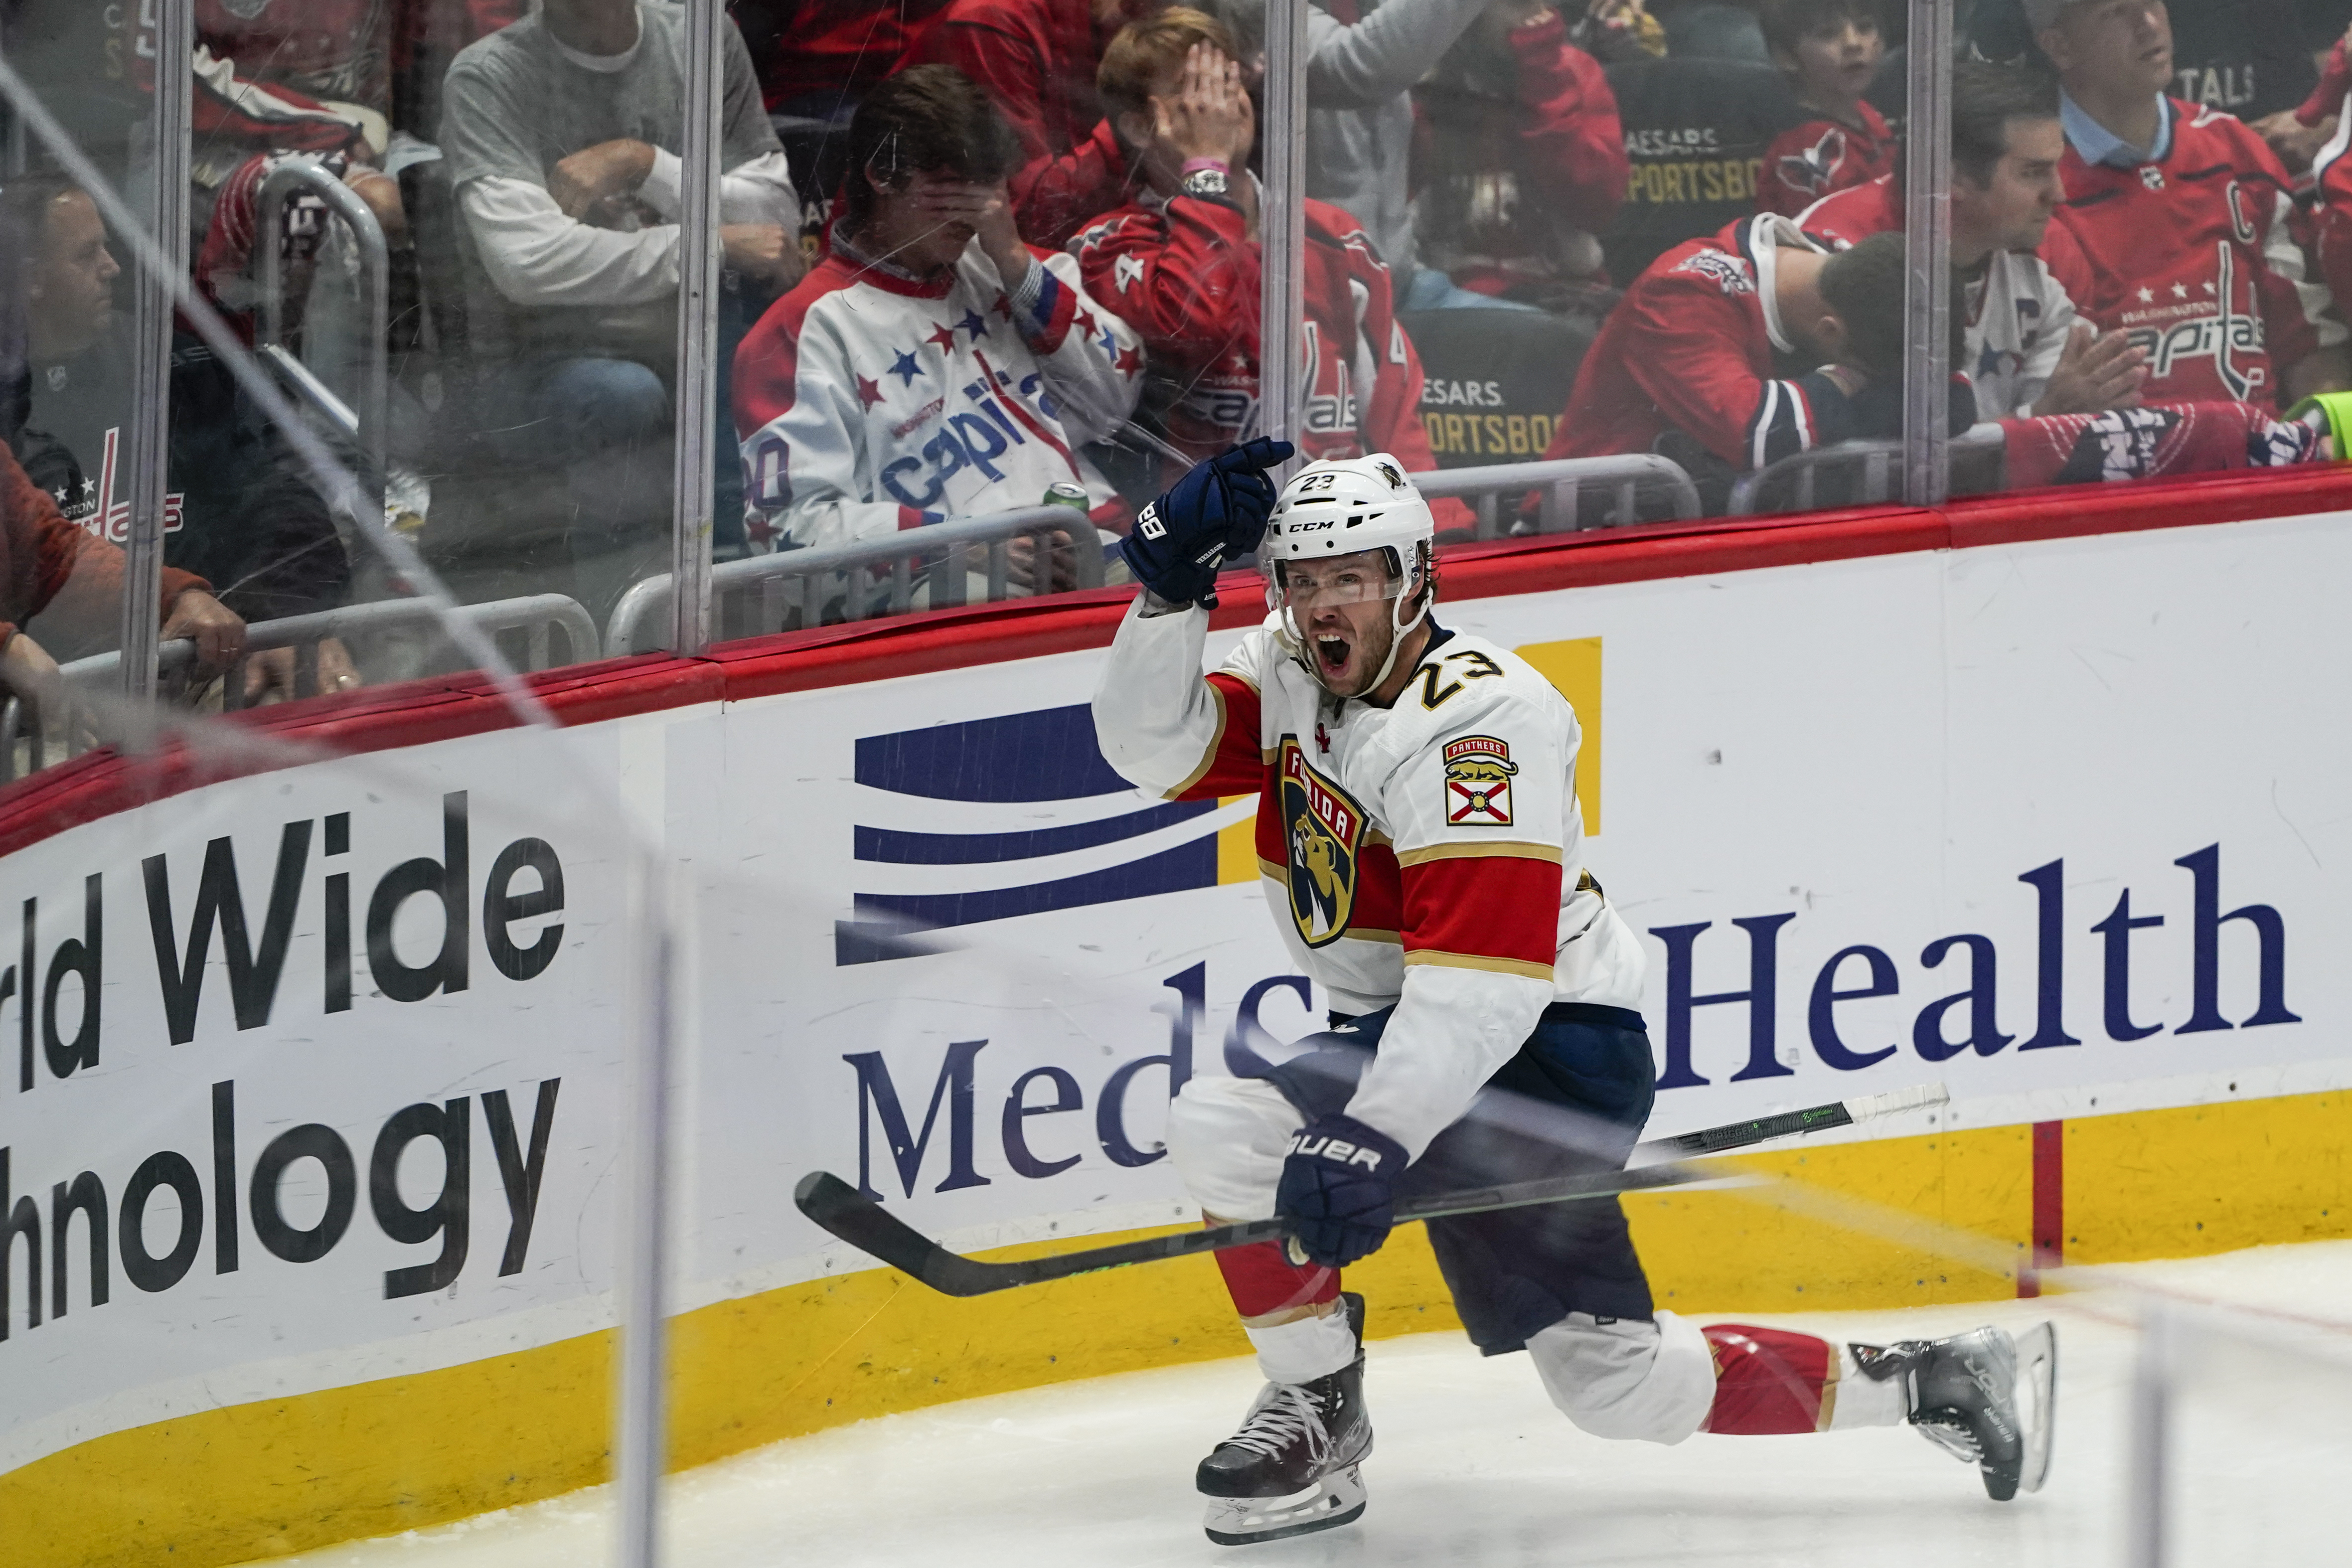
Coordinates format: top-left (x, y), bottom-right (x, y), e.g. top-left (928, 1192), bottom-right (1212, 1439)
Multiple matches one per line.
top-left (1069, 10), bottom-right (1467, 524)
top-left (1755, 0), bottom-right (1896, 218)
top-left (733, 66), bottom-right (1142, 575)
top-left (1797, 61), bottom-right (2148, 419)
top-left (2032, 0), bottom-right (2348, 409)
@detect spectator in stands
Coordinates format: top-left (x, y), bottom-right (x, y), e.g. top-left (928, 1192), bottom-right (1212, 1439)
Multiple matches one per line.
top-left (733, 66), bottom-right (1142, 588)
top-left (2, 174), bottom-right (352, 697)
top-left (441, 0), bottom-right (805, 614)
top-left (733, 0), bottom-right (948, 123)
top-left (1799, 62), bottom-right (2149, 419)
top-left (1411, 0), bottom-right (1630, 308)
top-left (1755, 0), bottom-right (1896, 218)
top-left (1539, 220), bottom-right (1972, 498)
top-left (1071, 12), bottom-right (1469, 526)
top-left (1572, 0), bottom-right (1669, 61)
top-left (2259, 15), bottom-right (2351, 172)
top-left (0, 438), bottom-right (251, 711)
top-left (903, 0), bottom-right (1504, 270)
top-left (2032, 0), bottom-right (2348, 409)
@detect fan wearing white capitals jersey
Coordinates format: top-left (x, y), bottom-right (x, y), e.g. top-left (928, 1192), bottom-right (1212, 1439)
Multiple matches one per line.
top-left (1093, 445), bottom-right (2049, 1546)
top-left (731, 66), bottom-right (1142, 572)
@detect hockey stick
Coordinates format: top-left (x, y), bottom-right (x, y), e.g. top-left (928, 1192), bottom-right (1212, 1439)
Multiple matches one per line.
top-left (794, 1082), bottom-right (1948, 1298)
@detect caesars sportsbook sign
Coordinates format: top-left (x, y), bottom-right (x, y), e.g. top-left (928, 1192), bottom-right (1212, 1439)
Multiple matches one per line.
top-left (3, 509), bottom-right (2350, 1468)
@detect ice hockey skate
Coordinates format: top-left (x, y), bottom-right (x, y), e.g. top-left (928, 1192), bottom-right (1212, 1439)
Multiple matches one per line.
top-left (1852, 1322), bottom-right (2058, 1500)
top-left (1197, 1293), bottom-right (1373, 1545)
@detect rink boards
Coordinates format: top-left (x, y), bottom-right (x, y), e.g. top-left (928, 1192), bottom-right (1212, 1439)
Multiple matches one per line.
top-left (3, 479), bottom-right (2352, 1567)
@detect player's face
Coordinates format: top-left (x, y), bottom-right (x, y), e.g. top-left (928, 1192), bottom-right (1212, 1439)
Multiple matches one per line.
top-left (1780, 18), bottom-right (1882, 107)
top-left (27, 190), bottom-right (119, 363)
top-left (2043, 0), bottom-right (2171, 97)
top-left (1284, 551), bottom-right (1403, 697)
top-left (1958, 117), bottom-right (2066, 253)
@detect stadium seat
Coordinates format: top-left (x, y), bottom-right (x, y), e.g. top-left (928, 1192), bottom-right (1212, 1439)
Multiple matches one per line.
top-left (1400, 306), bottom-right (1600, 471)
top-left (1601, 56), bottom-right (1803, 284)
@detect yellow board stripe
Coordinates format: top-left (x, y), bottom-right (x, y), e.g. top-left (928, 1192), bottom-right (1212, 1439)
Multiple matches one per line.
top-left (1394, 840), bottom-right (1563, 867)
top-left (1402, 948), bottom-right (1557, 980)
top-left (7, 1090), bottom-right (2349, 1568)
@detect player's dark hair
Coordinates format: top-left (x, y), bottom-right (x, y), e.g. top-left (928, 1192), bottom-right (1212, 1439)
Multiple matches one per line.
top-left (1759, 0), bottom-right (1882, 59)
top-left (1816, 231), bottom-right (1912, 377)
top-left (842, 66), bottom-right (1024, 233)
top-left (1951, 60), bottom-right (2060, 187)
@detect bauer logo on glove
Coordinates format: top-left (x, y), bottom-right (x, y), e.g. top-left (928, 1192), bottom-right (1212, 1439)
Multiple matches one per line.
top-left (1287, 1130), bottom-right (1390, 1170)
top-left (1118, 438), bottom-right (1295, 608)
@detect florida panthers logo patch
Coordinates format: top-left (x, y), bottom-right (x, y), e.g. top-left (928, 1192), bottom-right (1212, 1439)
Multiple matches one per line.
top-left (1279, 738), bottom-right (1367, 947)
top-left (1442, 735), bottom-right (1517, 825)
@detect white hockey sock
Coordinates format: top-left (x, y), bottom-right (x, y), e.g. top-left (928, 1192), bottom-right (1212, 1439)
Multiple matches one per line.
top-left (1827, 1344), bottom-right (1911, 1429)
top-left (1246, 1307), bottom-right (1358, 1386)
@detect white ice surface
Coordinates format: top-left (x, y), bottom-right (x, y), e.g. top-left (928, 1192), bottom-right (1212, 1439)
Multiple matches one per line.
top-left (268, 1242), bottom-right (2352, 1568)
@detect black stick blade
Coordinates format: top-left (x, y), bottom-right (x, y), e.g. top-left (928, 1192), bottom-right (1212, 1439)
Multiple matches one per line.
top-left (793, 1171), bottom-right (976, 1294)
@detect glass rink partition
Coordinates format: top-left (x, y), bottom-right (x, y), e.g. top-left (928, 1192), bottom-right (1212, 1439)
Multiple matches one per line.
top-left (1, 2), bottom-right (2352, 1568)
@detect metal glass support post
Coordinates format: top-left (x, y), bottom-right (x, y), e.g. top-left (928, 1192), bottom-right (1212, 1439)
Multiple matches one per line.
top-left (2125, 1300), bottom-right (2172, 1568)
top-left (616, 867), bottom-right (677, 1568)
top-left (667, 0), bottom-right (724, 657)
top-left (1258, 0), bottom-right (1308, 475)
top-left (1901, 0), bottom-right (1954, 508)
top-left (121, 0), bottom-right (193, 704)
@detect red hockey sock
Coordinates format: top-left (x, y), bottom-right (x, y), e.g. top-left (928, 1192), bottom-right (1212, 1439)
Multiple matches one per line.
top-left (1700, 1324), bottom-right (1834, 1434)
top-left (1214, 1237), bottom-right (1340, 1320)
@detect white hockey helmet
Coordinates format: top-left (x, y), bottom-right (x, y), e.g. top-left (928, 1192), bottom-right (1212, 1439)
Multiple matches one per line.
top-left (1261, 454), bottom-right (1437, 693)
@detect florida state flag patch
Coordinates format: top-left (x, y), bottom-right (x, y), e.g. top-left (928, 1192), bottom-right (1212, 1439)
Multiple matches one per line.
top-left (1442, 735), bottom-right (1517, 825)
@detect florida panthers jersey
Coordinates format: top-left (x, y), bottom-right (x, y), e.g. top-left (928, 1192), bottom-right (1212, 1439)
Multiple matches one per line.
top-left (1798, 173), bottom-right (2094, 419)
top-left (1093, 603), bottom-right (1645, 1157)
top-left (732, 240), bottom-right (1142, 551)
top-left (2054, 98), bottom-right (2341, 409)
top-left (1757, 103), bottom-right (1895, 220)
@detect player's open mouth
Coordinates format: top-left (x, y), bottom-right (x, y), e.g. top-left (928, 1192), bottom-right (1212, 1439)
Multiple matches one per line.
top-left (1316, 635), bottom-right (1352, 676)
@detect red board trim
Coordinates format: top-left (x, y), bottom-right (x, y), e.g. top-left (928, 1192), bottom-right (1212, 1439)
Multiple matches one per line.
top-left (2022, 1118), bottom-right (2065, 1299)
top-left (5, 467), bottom-right (2348, 858)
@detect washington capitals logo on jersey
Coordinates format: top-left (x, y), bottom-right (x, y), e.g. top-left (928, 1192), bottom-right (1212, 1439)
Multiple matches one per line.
top-left (1671, 249), bottom-right (1755, 297)
top-left (1441, 735), bottom-right (1517, 825)
top-left (1279, 738), bottom-right (1367, 947)
top-left (1777, 127), bottom-right (1850, 198)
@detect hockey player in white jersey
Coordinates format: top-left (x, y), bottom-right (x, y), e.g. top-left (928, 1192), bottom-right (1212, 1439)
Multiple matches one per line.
top-left (1092, 442), bottom-right (2055, 1545)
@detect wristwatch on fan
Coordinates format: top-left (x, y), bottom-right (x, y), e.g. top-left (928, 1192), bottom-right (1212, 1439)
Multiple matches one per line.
top-left (1181, 158), bottom-right (1231, 199)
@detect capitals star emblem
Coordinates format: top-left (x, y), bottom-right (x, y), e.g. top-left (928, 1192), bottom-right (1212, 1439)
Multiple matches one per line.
top-left (856, 374), bottom-right (884, 409)
top-left (1113, 253), bottom-right (1146, 292)
top-left (889, 349), bottom-right (923, 385)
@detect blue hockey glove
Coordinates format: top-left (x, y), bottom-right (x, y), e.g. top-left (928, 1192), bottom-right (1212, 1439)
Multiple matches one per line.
top-left (1119, 437), bottom-right (1295, 609)
top-left (1276, 1112), bottom-right (1408, 1268)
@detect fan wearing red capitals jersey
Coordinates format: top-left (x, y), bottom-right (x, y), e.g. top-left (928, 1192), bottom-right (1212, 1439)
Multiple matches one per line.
top-left (1753, 0), bottom-right (1897, 219)
top-left (1069, 11), bottom-right (1466, 524)
top-left (732, 67), bottom-right (1142, 578)
top-left (1093, 442), bottom-right (2051, 1545)
top-left (1797, 61), bottom-right (2149, 420)
top-left (1538, 216), bottom-right (1972, 492)
top-left (2031, 0), bottom-right (2349, 409)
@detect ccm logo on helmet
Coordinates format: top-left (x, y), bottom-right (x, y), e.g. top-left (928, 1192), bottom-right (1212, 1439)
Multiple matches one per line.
top-left (1287, 1131), bottom-right (1386, 1169)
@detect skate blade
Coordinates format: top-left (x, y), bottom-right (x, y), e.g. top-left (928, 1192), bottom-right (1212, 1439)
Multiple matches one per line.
top-left (1203, 1466), bottom-right (1367, 1547)
top-left (2015, 1321), bottom-right (2058, 1495)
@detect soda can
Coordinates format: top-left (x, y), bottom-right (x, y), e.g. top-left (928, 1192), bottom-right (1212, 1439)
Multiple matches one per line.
top-left (1042, 481), bottom-right (1090, 512)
